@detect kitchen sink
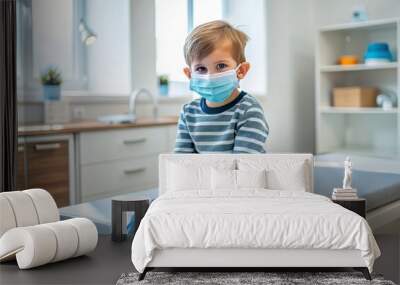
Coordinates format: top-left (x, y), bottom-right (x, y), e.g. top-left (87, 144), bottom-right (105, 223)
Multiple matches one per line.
top-left (97, 114), bottom-right (136, 124)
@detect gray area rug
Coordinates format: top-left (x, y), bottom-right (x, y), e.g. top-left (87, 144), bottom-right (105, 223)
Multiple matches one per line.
top-left (116, 271), bottom-right (396, 285)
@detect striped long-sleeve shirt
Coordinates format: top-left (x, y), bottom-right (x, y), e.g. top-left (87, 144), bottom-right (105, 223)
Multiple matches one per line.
top-left (174, 91), bottom-right (269, 153)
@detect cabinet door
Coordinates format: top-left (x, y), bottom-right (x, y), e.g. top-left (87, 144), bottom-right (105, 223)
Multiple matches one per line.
top-left (26, 140), bottom-right (70, 207)
top-left (16, 145), bottom-right (27, 190)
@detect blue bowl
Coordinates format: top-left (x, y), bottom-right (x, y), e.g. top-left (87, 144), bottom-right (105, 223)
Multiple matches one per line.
top-left (364, 42), bottom-right (392, 61)
top-left (366, 42), bottom-right (389, 52)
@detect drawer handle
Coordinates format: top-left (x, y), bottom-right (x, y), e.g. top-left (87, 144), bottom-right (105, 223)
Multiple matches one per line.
top-left (35, 143), bottom-right (61, 151)
top-left (124, 167), bottom-right (146, 175)
top-left (123, 138), bottom-right (147, 145)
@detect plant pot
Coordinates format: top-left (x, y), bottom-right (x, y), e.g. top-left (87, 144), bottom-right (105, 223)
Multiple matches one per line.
top-left (43, 84), bottom-right (61, 101)
top-left (159, 84), bottom-right (169, 96)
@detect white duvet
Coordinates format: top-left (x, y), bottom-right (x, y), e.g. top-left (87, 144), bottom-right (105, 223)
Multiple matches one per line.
top-left (131, 189), bottom-right (380, 273)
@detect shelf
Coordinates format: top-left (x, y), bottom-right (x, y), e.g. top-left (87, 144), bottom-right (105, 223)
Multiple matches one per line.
top-left (319, 18), bottom-right (399, 32)
top-left (320, 62), bottom-right (398, 72)
top-left (316, 19), bottom-right (399, 160)
top-left (320, 106), bottom-right (398, 114)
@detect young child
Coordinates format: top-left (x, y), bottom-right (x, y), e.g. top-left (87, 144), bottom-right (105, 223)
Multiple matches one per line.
top-left (174, 20), bottom-right (269, 153)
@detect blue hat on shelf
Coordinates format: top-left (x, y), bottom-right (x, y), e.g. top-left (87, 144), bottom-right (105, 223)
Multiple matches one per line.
top-left (364, 42), bottom-right (393, 63)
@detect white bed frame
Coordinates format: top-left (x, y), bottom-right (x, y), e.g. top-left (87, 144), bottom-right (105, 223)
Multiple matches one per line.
top-left (139, 154), bottom-right (371, 280)
top-left (148, 248), bottom-right (365, 267)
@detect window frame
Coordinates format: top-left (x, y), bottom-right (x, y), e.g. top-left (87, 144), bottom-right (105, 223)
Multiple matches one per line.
top-left (17, 0), bottom-right (88, 100)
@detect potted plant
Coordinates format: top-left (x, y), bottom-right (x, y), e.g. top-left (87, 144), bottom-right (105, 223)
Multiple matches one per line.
top-left (40, 67), bottom-right (63, 100)
top-left (158, 74), bottom-right (169, 96)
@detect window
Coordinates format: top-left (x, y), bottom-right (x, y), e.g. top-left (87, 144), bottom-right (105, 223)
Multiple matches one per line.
top-left (155, 0), bottom-right (267, 96)
top-left (155, 0), bottom-right (189, 84)
top-left (155, 0), bottom-right (223, 96)
top-left (192, 0), bottom-right (223, 29)
top-left (17, 0), bottom-right (131, 98)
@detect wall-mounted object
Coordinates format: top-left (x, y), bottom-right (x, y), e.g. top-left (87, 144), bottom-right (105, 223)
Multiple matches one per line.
top-left (332, 86), bottom-right (378, 107)
top-left (364, 42), bottom-right (393, 65)
top-left (79, 19), bottom-right (97, 46)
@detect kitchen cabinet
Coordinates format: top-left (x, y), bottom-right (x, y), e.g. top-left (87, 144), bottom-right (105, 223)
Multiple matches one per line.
top-left (77, 125), bottom-right (174, 202)
top-left (17, 135), bottom-right (75, 207)
top-left (17, 117), bottom-right (179, 204)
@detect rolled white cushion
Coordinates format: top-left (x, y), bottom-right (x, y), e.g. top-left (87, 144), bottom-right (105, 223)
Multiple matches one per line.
top-left (0, 196), bottom-right (17, 237)
top-left (0, 218), bottom-right (98, 269)
top-left (0, 225), bottom-right (57, 269)
top-left (0, 189), bottom-right (59, 239)
top-left (0, 191), bottom-right (39, 227)
top-left (64, 218), bottom-right (98, 257)
top-left (42, 221), bottom-right (79, 262)
top-left (23, 188), bottom-right (59, 224)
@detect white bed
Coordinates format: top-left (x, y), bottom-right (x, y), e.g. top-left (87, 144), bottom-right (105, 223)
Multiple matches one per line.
top-left (131, 154), bottom-right (380, 281)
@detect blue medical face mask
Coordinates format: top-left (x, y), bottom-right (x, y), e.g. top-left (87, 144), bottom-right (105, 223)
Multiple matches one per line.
top-left (189, 64), bottom-right (241, 103)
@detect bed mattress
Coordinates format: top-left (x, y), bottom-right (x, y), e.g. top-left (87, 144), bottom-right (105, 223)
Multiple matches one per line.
top-left (314, 166), bottom-right (400, 211)
top-left (131, 189), bottom-right (380, 273)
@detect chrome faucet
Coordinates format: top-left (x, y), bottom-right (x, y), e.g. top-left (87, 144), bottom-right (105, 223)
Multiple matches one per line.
top-left (129, 88), bottom-right (158, 119)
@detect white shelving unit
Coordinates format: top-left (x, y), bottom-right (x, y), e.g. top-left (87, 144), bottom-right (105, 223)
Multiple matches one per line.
top-left (315, 18), bottom-right (400, 159)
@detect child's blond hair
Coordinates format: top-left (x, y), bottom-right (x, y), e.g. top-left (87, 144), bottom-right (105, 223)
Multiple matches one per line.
top-left (183, 20), bottom-right (249, 66)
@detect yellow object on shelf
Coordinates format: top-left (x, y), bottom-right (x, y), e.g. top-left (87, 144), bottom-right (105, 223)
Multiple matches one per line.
top-left (332, 87), bottom-right (378, 107)
top-left (338, 55), bottom-right (358, 65)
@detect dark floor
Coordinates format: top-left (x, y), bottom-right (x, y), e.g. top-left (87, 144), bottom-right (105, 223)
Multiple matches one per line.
top-left (1, 234), bottom-right (398, 285)
top-left (0, 235), bottom-right (134, 285)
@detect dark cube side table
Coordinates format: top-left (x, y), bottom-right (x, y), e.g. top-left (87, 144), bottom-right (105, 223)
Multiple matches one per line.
top-left (332, 198), bottom-right (366, 218)
top-left (112, 199), bottom-right (150, 242)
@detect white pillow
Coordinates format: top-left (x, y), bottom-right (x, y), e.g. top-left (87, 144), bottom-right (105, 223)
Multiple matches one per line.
top-left (167, 159), bottom-right (235, 192)
top-left (211, 169), bottom-right (236, 190)
top-left (266, 168), bottom-right (307, 191)
top-left (237, 169), bottom-right (267, 189)
top-left (211, 168), bottom-right (267, 191)
top-left (237, 158), bottom-right (310, 191)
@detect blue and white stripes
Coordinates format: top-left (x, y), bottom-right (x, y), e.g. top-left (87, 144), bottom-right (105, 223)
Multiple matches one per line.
top-left (174, 91), bottom-right (269, 153)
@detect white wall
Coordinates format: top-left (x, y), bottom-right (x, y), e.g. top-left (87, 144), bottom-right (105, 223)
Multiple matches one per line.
top-left (265, 0), bottom-right (315, 153)
top-left (86, 0), bottom-right (131, 94)
top-left (313, 0), bottom-right (400, 26)
top-left (130, 0), bottom-right (157, 96)
top-left (224, 0), bottom-right (268, 95)
top-left (32, 0), bottom-right (74, 80)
